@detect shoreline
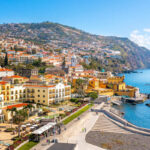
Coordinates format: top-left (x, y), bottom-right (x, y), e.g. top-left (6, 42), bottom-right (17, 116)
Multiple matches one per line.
top-left (116, 69), bottom-right (150, 129)
top-left (86, 106), bottom-right (150, 150)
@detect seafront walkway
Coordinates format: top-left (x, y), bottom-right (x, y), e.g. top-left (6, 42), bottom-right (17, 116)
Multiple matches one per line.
top-left (31, 103), bottom-right (105, 150)
top-left (101, 106), bottom-right (150, 136)
top-left (92, 113), bottom-right (132, 134)
top-left (31, 102), bottom-right (150, 150)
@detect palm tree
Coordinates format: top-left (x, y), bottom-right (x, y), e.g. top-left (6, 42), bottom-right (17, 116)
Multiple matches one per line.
top-left (23, 104), bottom-right (35, 119)
top-left (7, 107), bottom-right (17, 128)
top-left (13, 109), bottom-right (28, 137)
top-left (75, 78), bottom-right (88, 97)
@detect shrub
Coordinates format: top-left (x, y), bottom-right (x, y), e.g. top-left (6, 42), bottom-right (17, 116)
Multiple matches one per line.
top-left (18, 141), bottom-right (38, 150)
top-left (63, 104), bottom-right (93, 125)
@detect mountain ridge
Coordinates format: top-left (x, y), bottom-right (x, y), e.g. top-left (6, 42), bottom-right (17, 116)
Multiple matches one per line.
top-left (0, 21), bottom-right (150, 70)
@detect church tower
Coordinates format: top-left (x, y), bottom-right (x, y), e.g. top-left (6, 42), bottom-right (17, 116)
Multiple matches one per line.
top-left (71, 55), bottom-right (77, 67)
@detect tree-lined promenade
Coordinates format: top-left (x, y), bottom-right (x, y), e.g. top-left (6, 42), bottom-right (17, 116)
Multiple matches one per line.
top-left (63, 103), bottom-right (93, 125)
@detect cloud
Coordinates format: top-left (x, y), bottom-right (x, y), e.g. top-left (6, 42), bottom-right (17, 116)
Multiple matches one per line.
top-left (130, 29), bottom-right (150, 49)
top-left (143, 28), bottom-right (150, 33)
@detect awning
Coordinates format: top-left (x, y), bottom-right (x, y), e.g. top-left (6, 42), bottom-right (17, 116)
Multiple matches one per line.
top-left (32, 122), bottom-right (56, 135)
top-left (30, 127), bottom-right (35, 129)
top-left (26, 123), bottom-right (31, 126)
top-left (33, 124), bottom-right (38, 127)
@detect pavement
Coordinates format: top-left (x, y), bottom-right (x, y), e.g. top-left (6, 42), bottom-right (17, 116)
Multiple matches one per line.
top-left (31, 104), bottom-right (105, 150)
top-left (91, 113), bottom-right (132, 134)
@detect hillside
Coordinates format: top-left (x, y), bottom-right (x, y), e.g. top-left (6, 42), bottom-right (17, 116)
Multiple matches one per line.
top-left (100, 36), bottom-right (150, 69)
top-left (0, 22), bottom-right (150, 70)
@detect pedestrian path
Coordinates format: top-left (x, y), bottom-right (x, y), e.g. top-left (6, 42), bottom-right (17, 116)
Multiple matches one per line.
top-left (31, 105), bottom-right (105, 150)
top-left (92, 113), bottom-right (132, 134)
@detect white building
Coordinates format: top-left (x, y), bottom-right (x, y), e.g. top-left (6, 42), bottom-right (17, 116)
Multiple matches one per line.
top-left (0, 67), bottom-right (14, 78)
top-left (0, 94), bottom-right (4, 107)
top-left (10, 85), bottom-right (25, 102)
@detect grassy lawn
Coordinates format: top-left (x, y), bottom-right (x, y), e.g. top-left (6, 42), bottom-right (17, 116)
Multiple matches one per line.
top-left (63, 104), bottom-right (93, 125)
top-left (18, 141), bottom-right (38, 150)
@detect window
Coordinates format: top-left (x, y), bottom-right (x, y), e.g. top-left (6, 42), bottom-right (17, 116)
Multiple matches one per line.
top-left (43, 100), bottom-right (45, 103)
top-left (43, 90), bottom-right (45, 92)
top-left (38, 95), bottom-right (40, 97)
top-left (38, 90), bottom-right (40, 92)
top-left (43, 95), bottom-right (45, 98)
top-left (38, 100), bottom-right (40, 103)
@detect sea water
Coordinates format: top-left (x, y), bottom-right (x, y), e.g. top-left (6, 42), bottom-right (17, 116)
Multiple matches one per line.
top-left (120, 69), bottom-right (150, 129)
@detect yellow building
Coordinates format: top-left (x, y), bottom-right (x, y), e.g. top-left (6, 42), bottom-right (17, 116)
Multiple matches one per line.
top-left (24, 83), bottom-right (71, 105)
top-left (87, 78), bottom-right (114, 96)
top-left (0, 81), bottom-right (11, 102)
top-left (44, 74), bottom-right (67, 84)
top-left (89, 78), bottom-right (100, 89)
top-left (107, 76), bottom-right (125, 84)
top-left (11, 75), bottom-right (29, 84)
top-left (2, 75), bottom-right (29, 84)
top-left (107, 76), bottom-right (136, 97)
top-left (72, 74), bottom-right (137, 98)
top-left (2, 103), bottom-right (28, 121)
top-left (0, 81), bottom-right (26, 103)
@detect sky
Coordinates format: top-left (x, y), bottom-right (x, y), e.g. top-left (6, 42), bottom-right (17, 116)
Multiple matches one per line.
top-left (1, 0), bottom-right (150, 49)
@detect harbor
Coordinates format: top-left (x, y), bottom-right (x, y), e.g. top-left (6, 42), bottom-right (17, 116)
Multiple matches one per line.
top-left (117, 69), bottom-right (150, 129)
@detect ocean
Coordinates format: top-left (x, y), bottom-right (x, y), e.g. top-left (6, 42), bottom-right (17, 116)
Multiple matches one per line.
top-left (120, 69), bottom-right (150, 129)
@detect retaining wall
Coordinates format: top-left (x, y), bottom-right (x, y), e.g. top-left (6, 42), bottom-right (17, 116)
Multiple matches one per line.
top-left (102, 109), bottom-right (150, 135)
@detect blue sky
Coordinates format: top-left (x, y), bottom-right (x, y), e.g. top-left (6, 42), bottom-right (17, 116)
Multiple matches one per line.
top-left (1, 0), bottom-right (150, 48)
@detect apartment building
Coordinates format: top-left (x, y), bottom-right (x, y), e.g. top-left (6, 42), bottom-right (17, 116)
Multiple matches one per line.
top-left (24, 83), bottom-right (71, 105)
top-left (0, 81), bottom-right (11, 102)
top-left (2, 75), bottom-right (29, 84)
top-left (0, 81), bottom-right (25, 103)
top-left (0, 94), bottom-right (4, 107)
top-left (10, 85), bottom-right (25, 102)
top-left (44, 74), bottom-right (67, 84)
top-left (0, 68), bottom-right (14, 78)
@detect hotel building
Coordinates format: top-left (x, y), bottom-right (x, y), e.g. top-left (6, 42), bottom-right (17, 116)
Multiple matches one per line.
top-left (24, 83), bottom-right (71, 106)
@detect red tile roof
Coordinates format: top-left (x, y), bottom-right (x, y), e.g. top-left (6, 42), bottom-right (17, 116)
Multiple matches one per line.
top-left (0, 68), bottom-right (13, 72)
top-left (0, 81), bottom-right (8, 85)
top-left (4, 103), bottom-right (28, 110)
top-left (24, 85), bottom-right (55, 88)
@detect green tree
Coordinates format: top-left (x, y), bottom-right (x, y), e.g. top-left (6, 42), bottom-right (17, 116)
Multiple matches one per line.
top-left (23, 104), bottom-right (35, 119)
top-left (32, 58), bottom-right (46, 67)
top-left (13, 109), bottom-right (28, 137)
top-left (0, 57), bottom-right (4, 67)
top-left (4, 52), bottom-right (8, 66)
top-left (62, 57), bottom-right (66, 67)
top-left (75, 79), bottom-right (88, 97)
top-left (39, 67), bottom-right (46, 74)
top-left (89, 92), bottom-right (98, 100)
top-left (32, 49), bottom-right (36, 54)
top-left (14, 79), bottom-right (19, 84)
top-left (7, 107), bottom-right (17, 128)
top-left (32, 58), bottom-right (42, 67)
